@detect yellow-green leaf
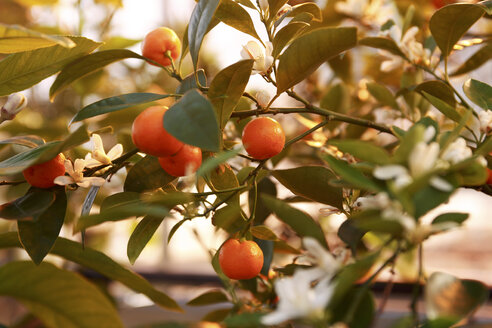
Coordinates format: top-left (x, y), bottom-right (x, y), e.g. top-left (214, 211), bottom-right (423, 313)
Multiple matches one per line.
top-left (0, 23), bottom-right (74, 53)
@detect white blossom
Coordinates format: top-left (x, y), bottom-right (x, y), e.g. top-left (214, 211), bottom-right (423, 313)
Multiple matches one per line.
top-left (409, 141), bottom-right (440, 177)
top-left (1, 93), bottom-right (27, 121)
top-left (84, 133), bottom-right (123, 168)
top-left (301, 237), bottom-right (342, 281)
top-left (478, 110), bottom-right (492, 133)
top-left (373, 165), bottom-right (412, 189)
top-left (256, 90), bottom-right (271, 108)
top-left (54, 159), bottom-right (106, 188)
top-left (440, 137), bottom-right (472, 165)
top-left (240, 41), bottom-right (273, 74)
top-left (261, 269), bottom-right (335, 325)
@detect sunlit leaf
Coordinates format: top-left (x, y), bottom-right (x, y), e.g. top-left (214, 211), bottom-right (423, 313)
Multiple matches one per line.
top-left (329, 140), bottom-right (391, 165)
top-left (188, 0), bottom-right (221, 69)
top-left (276, 27), bottom-right (357, 94)
top-left (0, 36), bottom-right (101, 96)
top-left (127, 215), bottom-right (165, 265)
top-left (50, 49), bottom-right (144, 100)
top-left (416, 80), bottom-right (456, 108)
top-left (463, 79), bottom-right (492, 110)
top-left (261, 194), bottom-right (328, 248)
top-left (0, 232), bottom-right (182, 311)
top-left (358, 37), bottom-right (405, 57)
top-left (0, 261), bottom-right (124, 328)
top-left (267, 0), bottom-right (289, 21)
top-left (451, 43), bottom-right (492, 76)
top-left (421, 91), bottom-right (462, 123)
top-left (272, 166), bottom-right (343, 209)
top-left (0, 135), bottom-right (45, 148)
top-left (287, 3), bottom-right (322, 21)
top-left (164, 89), bottom-right (220, 152)
top-left (321, 155), bottom-right (381, 192)
top-left (271, 21), bottom-right (309, 59)
top-left (208, 59), bottom-right (253, 129)
top-left (18, 186), bottom-right (67, 264)
top-left (250, 225), bottom-right (278, 241)
top-left (71, 93), bottom-right (172, 123)
top-left (216, 0), bottom-right (262, 42)
top-left (0, 23), bottom-right (75, 53)
top-left (430, 3), bottom-right (485, 58)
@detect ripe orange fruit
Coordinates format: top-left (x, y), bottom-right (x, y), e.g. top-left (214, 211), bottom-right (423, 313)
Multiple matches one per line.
top-left (141, 27), bottom-right (181, 67)
top-left (242, 117), bottom-right (285, 160)
top-left (218, 239), bottom-right (264, 280)
top-left (158, 144), bottom-right (202, 177)
top-left (23, 153), bottom-right (66, 188)
top-left (132, 106), bottom-right (183, 157)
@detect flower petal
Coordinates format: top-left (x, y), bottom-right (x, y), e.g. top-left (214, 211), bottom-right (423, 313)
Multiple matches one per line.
top-left (373, 165), bottom-right (408, 180)
top-left (107, 143), bottom-right (123, 160)
top-left (54, 176), bottom-right (74, 186)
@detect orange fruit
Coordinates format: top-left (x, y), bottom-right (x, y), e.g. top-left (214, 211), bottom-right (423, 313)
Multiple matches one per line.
top-left (23, 153), bottom-right (66, 188)
top-left (242, 117), bottom-right (285, 160)
top-left (141, 27), bottom-right (181, 67)
top-left (487, 168), bottom-right (492, 185)
top-left (132, 106), bottom-right (183, 157)
top-left (158, 144), bottom-right (202, 177)
top-left (218, 239), bottom-right (264, 280)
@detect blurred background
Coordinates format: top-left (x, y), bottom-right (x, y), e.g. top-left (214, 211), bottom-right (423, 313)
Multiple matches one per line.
top-left (0, 0), bottom-right (491, 326)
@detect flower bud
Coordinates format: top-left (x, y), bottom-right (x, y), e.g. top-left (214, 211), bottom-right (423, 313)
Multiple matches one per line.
top-left (1, 93), bottom-right (27, 121)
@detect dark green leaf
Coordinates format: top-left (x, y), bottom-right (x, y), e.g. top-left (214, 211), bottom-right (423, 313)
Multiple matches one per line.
top-left (176, 69), bottom-right (206, 94)
top-left (216, 0), bottom-right (262, 42)
top-left (358, 37), bottom-right (405, 57)
top-left (188, 0), bottom-right (221, 69)
top-left (202, 308), bottom-right (231, 322)
top-left (338, 219), bottom-right (365, 254)
top-left (272, 22), bottom-right (309, 59)
top-left (0, 261), bottom-right (123, 328)
top-left (261, 194), bottom-right (328, 248)
top-left (432, 212), bottom-right (468, 225)
top-left (430, 3), bottom-right (485, 58)
top-left (272, 166), bottom-right (343, 209)
top-left (421, 91), bottom-right (462, 123)
top-left (164, 89), bottom-right (220, 152)
top-left (321, 155), bottom-right (381, 192)
top-left (451, 43), bottom-right (492, 76)
top-left (276, 27), bottom-right (357, 94)
top-left (128, 216), bottom-right (165, 265)
top-left (329, 140), bottom-right (391, 165)
top-left (0, 23), bottom-right (75, 53)
top-left (0, 36), bottom-right (101, 96)
top-left (50, 49), bottom-right (144, 100)
top-left (124, 155), bottom-right (176, 193)
top-left (463, 79), bottom-right (492, 110)
top-left (0, 232), bottom-right (182, 311)
top-left (366, 82), bottom-right (400, 110)
top-left (208, 59), bottom-right (253, 129)
top-left (412, 184), bottom-right (455, 219)
top-left (187, 290), bottom-right (229, 306)
top-left (71, 93), bottom-right (172, 123)
top-left (426, 272), bottom-right (488, 323)
top-left (212, 204), bottom-right (245, 233)
top-left (416, 80), bottom-right (456, 107)
top-left (0, 189), bottom-right (55, 221)
top-left (18, 186), bottom-right (67, 264)
top-left (224, 312), bottom-right (264, 328)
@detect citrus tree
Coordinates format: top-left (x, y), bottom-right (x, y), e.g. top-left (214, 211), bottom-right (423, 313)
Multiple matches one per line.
top-left (0, 0), bottom-right (491, 327)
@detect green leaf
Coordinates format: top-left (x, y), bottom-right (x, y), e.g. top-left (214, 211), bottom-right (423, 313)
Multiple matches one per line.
top-left (215, 0), bottom-right (262, 42)
top-left (272, 166), bottom-right (343, 209)
top-left (463, 79), bottom-right (492, 110)
top-left (127, 215), bottom-right (165, 265)
top-left (71, 93), bottom-right (172, 123)
top-left (124, 155), bottom-right (176, 193)
top-left (426, 272), bottom-right (488, 323)
top-left (0, 23), bottom-right (75, 53)
top-left (75, 200), bottom-right (169, 233)
top-left (415, 80), bottom-right (456, 108)
top-left (0, 232), bottom-right (182, 312)
top-left (212, 204), bottom-right (245, 233)
top-left (98, 36), bottom-right (141, 51)
top-left (421, 91), bottom-right (462, 123)
top-left (261, 194), bottom-right (328, 249)
top-left (288, 3), bottom-right (322, 21)
top-left (176, 69), bottom-right (206, 94)
top-left (329, 140), bottom-right (391, 165)
top-left (0, 261), bottom-right (123, 328)
top-left (432, 212), bottom-right (468, 225)
top-left (202, 308), bottom-right (231, 323)
top-left (0, 36), bottom-right (101, 96)
top-left (50, 49), bottom-right (144, 100)
top-left (188, 0), bottom-right (221, 69)
top-left (358, 37), bottom-right (405, 57)
top-left (18, 186), bottom-right (67, 264)
top-left (430, 3), bottom-right (485, 58)
top-left (366, 82), bottom-right (400, 110)
top-left (187, 290), bottom-right (229, 306)
top-left (196, 147), bottom-right (242, 177)
top-left (320, 82), bottom-right (350, 114)
top-left (0, 135), bottom-right (45, 148)
top-left (250, 225), bottom-right (278, 241)
top-left (276, 27), bottom-right (357, 94)
top-left (451, 43), bottom-right (492, 76)
top-left (224, 312), bottom-right (264, 328)
top-left (478, 0), bottom-right (492, 14)
top-left (0, 189), bottom-right (55, 221)
top-left (207, 163), bottom-right (240, 205)
top-left (208, 59), bottom-right (253, 129)
top-left (272, 21), bottom-right (309, 59)
top-left (321, 155), bottom-right (381, 192)
top-left (0, 125), bottom-right (89, 175)
top-left (164, 89), bottom-right (220, 152)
